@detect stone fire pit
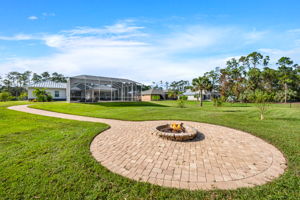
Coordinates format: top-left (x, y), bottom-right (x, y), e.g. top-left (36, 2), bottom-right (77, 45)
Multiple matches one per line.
top-left (154, 123), bottom-right (198, 141)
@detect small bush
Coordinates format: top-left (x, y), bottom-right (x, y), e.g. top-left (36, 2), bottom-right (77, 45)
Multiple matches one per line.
top-left (18, 92), bottom-right (28, 100)
top-left (151, 95), bottom-right (160, 101)
top-left (0, 92), bottom-right (12, 102)
top-left (179, 95), bottom-right (188, 100)
top-left (177, 99), bottom-right (185, 108)
top-left (46, 94), bottom-right (53, 102)
top-left (213, 97), bottom-right (223, 107)
top-left (248, 89), bottom-right (273, 120)
top-left (33, 88), bottom-right (53, 102)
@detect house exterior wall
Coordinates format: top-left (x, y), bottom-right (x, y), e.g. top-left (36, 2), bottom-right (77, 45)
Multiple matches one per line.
top-left (186, 94), bottom-right (212, 101)
top-left (187, 95), bottom-right (198, 101)
top-left (28, 88), bottom-right (67, 100)
top-left (141, 95), bottom-right (151, 101)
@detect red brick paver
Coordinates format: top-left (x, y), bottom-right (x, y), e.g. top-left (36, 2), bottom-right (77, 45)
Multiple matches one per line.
top-left (9, 105), bottom-right (287, 190)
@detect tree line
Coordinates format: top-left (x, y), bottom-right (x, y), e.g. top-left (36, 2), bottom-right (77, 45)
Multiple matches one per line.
top-left (191, 52), bottom-right (299, 105)
top-left (144, 52), bottom-right (299, 111)
top-left (1, 51), bottom-right (299, 104)
top-left (143, 80), bottom-right (190, 92)
top-left (0, 71), bottom-right (67, 100)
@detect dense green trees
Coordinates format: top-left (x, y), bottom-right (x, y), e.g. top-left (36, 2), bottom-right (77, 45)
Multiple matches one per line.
top-left (276, 57), bottom-right (299, 103)
top-left (0, 71), bottom-right (32, 97)
top-left (0, 71), bottom-right (67, 100)
top-left (201, 52), bottom-right (299, 103)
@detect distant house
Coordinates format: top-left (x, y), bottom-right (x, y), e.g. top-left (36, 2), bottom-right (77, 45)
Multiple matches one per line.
top-left (27, 81), bottom-right (67, 101)
top-left (183, 89), bottom-right (220, 101)
top-left (141, 88), bottom-right (175, 101)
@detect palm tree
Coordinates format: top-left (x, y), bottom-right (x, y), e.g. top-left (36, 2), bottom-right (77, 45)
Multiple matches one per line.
top-left (192, 76), bottom-right (212, 107)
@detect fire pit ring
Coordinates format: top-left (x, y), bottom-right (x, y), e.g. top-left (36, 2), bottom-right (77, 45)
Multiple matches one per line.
top-left (154, 123), bottom-right (198, 141)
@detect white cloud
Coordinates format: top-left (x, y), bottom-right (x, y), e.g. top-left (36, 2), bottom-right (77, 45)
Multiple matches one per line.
top-left (42, 35), bottom-right (66, 48)
top-left (41, 35), bottom-right (148, 50)
top-left (42, 12), bottom-right (56, 17)
top-left (28, 16), bottom-right (38, 20)
top-left (287, 28), bottom-right (300, 33)
top-left (243, 30), bottom-right (267, 44)
top-left (105, 23), bottom-right (144, 34)
top-left (0, 47), bottom-right (226, 83)
top-left (64, 27), bottom-right (107, 35)
top-left (0, 22), bottom-right (299, 83)
top-left (259, 48), bottom-right (300, 63)
top-left (160, 25), bottom-right (230, 52)
top-left (64, 23), bottom-right (144, 36)
top-left (0, 34), bottom-right (33, 40)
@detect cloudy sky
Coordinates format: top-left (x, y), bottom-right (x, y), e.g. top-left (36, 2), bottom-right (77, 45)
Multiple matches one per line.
top-left (0, 0), bottom-right (300, 84)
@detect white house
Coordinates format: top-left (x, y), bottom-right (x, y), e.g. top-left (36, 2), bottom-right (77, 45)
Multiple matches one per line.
top-left (183, 89), bottom-right (219, 101)
top-left (27, 81), bottom-right (67, 100)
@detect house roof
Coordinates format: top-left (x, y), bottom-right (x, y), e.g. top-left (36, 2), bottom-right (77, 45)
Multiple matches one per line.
top-left (27, 81), bottom-right (67, 89)
top-left (142, 88), bottom-right (166, 95)
top-left (183, 90), bottom-right (197, 96)
top-left (71, 75), bottom-right (141, 84)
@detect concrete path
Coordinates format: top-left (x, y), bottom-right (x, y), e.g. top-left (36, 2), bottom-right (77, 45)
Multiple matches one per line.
top-left (8, 105), bottom-right (287, 190)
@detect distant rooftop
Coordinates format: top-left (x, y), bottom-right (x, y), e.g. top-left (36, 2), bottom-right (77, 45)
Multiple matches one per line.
top-left (142, 88), bottom-right (168, 95)
top-left (27, 81), bottom-right (67, 89)
top-left (71, 75), bottom-right (141, 84)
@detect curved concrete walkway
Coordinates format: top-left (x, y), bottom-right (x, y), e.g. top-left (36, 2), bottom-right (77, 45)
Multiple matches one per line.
top-left (9, 105), bottom-right (287, 190)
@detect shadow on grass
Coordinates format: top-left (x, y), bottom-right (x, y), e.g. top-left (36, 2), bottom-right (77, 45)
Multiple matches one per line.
top-left (85, 101), bottom-right (169, 107)
top-left (222, 110), bottom-right (243, 112)
top-left (223, 104), bottom-right (252, 108)
top-left (269, 117), bottom-right (300, 121)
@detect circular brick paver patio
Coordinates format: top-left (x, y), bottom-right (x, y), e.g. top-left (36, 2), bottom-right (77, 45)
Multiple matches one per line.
top-left (9, 105), bottom-right (287, 190)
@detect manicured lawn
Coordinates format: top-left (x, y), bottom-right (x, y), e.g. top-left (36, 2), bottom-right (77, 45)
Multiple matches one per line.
top-left (1, 101), bottom-right (299, 199)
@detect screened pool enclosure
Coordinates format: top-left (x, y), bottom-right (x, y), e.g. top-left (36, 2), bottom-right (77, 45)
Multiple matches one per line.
top-left (67, 75), bottom-right (142, 102)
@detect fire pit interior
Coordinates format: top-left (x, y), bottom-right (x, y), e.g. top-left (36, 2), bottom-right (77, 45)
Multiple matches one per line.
top-left (155, 123), bottom-right (198, 141)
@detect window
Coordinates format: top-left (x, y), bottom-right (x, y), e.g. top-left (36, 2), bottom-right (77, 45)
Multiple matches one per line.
top-left (55, 91), bottom-right (59, 98)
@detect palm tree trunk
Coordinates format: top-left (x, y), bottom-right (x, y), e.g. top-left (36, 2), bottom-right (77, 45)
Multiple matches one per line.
top-left (199, 90), bottom-right (203, 107)
top-left (284, 83), bottom-right (287, 103)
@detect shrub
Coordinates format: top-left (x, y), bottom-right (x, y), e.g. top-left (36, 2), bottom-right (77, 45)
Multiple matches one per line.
top-left (238, 90), bottom-right (252, 103)
top-left (33, 88), bottom-right (53, 102)
top-left (274, 89), bottom-right (297, 103)
top-left (248, 89), bottom-right (273, 120)
top-left (177, 99), bottom-right (185, 108)
top-left (18, 92), bottom-right (28, 100)
top-left (151, 95), bottom-right (160, 101)
top-left (212, 97), bottom-right (223, 107)
top-left (179, 95), bottom-right (188, 100)
top-left (46, 94), bottom-right (53, 102)
top-left (0, 92), bottom-right (12, 102)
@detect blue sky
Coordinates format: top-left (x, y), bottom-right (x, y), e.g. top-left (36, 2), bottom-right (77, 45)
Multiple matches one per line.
top-left (0, 0), bottom-right (300, 83)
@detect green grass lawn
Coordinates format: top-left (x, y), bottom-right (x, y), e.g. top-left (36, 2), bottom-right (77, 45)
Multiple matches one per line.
top-left (1, 101), bottom-right (299, 199)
